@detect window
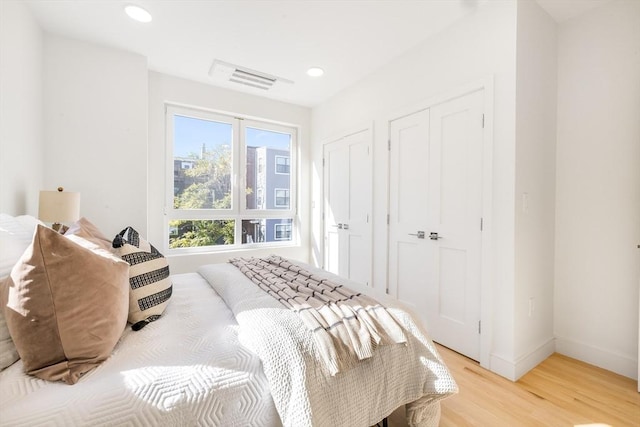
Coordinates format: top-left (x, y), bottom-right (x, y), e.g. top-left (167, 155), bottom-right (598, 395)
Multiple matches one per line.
top-left (275, 156), bottom-right (290, 174)
top-left (166, 105), bottom-right (296, 251)
top-left (242, 218), bottom-right (293, 243)
top-left (274, 189), bottom-right (290, 208)
top-left (274, 222), bottom-right (292, 241)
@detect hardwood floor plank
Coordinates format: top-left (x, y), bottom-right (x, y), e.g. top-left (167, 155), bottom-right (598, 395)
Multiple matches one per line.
top-left (387, 344), bottom-right (640, 426)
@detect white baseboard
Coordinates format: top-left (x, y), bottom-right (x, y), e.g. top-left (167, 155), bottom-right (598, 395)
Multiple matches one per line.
top-left (489, 353), bottom-right (517, 381)
top-left (555, 336), bottom-right (637, 379)
top-left (514, 338), bottom-right (556, 380)
top-left (490, 338), bottom-right (556, 381)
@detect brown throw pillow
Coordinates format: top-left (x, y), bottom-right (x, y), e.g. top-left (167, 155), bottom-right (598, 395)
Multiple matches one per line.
top-left (0, 225), bottom-right (129, 384)
top-left (64, 217), bottom-right (113, 252)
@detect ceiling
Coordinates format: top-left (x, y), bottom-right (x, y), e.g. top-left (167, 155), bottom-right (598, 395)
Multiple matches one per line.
top-left (535, 0), bottom-right (612, 23)
top-left (24, 0), bottom-right (611, 108)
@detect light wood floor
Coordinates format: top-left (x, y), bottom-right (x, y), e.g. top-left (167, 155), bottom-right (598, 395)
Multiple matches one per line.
top-left (388, 344), bottom-right (640, 426)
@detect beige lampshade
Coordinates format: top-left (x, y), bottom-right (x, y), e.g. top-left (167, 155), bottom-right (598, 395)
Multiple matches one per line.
top-left (38, 188), bottom-right (81, 224)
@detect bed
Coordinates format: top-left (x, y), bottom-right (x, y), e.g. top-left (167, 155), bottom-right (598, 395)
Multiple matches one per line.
top-left (0, 214), bottom-right (457, 426)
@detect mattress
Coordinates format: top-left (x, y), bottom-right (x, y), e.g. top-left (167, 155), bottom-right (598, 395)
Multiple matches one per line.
top-left (0, 272), bottom-right (281, 427)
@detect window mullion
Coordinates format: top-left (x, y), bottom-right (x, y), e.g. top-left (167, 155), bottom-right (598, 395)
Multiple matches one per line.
top-left (234, 117), bottom-right (243, 246)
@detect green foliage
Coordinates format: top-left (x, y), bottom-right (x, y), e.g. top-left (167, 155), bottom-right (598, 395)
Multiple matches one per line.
top-left (169, 219), bottom-right (234, 248)
top-left (171, 144), bottom-right (234, 248)
top-left (174, 144), bottom-right (232, 209)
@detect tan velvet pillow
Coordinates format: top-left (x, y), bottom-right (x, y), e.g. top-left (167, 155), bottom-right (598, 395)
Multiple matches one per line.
top-left (0, 225), bottom-right (129, 384)
top-left (64, 217), bottom-right (113, 252)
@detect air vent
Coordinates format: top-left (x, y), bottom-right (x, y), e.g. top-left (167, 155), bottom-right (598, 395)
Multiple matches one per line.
top-left (209, 59), bottom-right (294, 91)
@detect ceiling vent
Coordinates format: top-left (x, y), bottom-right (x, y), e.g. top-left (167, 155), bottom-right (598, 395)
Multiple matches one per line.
top-left (208, 59), bottom-right (294, 91)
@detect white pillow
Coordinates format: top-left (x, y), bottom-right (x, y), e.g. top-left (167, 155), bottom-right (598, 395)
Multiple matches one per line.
top-left (0, 214), bottom-right (40, 277)
top-left (0, 213), bottom-right (41, 370)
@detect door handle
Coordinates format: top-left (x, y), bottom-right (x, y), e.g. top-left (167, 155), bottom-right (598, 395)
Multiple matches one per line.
top-left (408, 231), bottom-right (425, 239)
top-left (342, 224), bottom-right (349, 230)
top-left (330, 223), bottom-right (343, 229)
top-left (429, 232), bottom-right (442, 240)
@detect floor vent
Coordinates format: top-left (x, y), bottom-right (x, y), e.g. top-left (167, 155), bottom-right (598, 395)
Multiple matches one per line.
top-left (209, 59), bottom-right (293, 91)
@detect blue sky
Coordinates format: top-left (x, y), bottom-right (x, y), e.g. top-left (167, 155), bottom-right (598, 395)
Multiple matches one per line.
top-left (174, 115), bottom-right (290, 158)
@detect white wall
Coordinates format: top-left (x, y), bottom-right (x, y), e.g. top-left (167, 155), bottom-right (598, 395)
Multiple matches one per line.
top-left (513, 0), bottom-right (557, 378)
top-left (0, 1), bottom-right (44, 215)
top-left (147, 72), bottom-right (312, 273)
top-left (43, 35), bottom-right (148, 237)
top-left (554, 0), bottom-right (640, 378)
top-left (311, 1), bottom-right (518, 374)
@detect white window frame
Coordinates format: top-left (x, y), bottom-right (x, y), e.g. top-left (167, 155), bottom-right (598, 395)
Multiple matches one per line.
top-left (165, 104), bottom-right (297, 253)
top-left (274, 223), bottom-right (292, 241)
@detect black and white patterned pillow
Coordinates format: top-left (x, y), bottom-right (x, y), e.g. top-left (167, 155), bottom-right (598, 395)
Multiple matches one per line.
top-left (113, 227), bottom-right (172, 331)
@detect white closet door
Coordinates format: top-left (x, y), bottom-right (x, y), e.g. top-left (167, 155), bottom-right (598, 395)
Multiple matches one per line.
top-left (323, 129), bottom-right (372, 286)
top-left (325, 141), bottom-right (349, 276)
top-left (388, 89), bottom-right (484, 360)
top-left (388, 109), bottom-right (432, 307)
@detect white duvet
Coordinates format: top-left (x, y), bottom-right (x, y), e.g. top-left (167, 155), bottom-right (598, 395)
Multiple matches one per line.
top-left (0, 272), bottom-right (281, 427)
top-left (199, 262), bottom-right (457, 427)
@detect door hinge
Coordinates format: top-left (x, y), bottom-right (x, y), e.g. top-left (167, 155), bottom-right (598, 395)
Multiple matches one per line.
top-left (322, 212), bottom-right (325, 221)
top-left (478, 320), bottom-right (481, 334)
top-left (322, 158), bottom-right (325, 167)
top-left (480, 217), bottom-right (483, 231)
top-left (388, 139), bottom-right (391, 151)
top-left (387, 214), bottom-right (390, 225)
top-left (482, 114), bottom-right (485, 129)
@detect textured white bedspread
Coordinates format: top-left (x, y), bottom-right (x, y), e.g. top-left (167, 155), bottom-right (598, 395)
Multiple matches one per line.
top-left (199, 262), bottom-right (457, 427)
top-left (0, 272), bottom-right (280, 427)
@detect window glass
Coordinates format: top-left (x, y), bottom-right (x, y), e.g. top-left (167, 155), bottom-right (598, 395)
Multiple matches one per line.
top-left (275, 156), bottom-right (290, 174)
top-left (169, 219), bottom-right (235, 248)
top-left (274, 221), bottom-right (292, 241)
top-left (173, 115), bottom-right (232, 210)
top-left (274, 189), bottom-right (290, 208)
top-left (245, 127), bottom-right (291, 211)
top-left (241, 218), bottom-right (293, 243)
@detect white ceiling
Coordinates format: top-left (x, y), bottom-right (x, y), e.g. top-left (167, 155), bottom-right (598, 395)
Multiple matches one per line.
top-left (24, 0), bottom-right (610, 108)
top-left (535, 0), bottom-right (612, 23)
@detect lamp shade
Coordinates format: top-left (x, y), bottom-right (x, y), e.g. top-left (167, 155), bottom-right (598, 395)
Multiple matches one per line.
top-left (38, 189), bottom-right (81, 224)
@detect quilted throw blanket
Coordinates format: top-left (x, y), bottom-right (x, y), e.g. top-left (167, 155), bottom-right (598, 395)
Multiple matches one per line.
top-left (229, 255), bottom-right (406, 375)
top-left (198, 260), bottom-right (458, 427)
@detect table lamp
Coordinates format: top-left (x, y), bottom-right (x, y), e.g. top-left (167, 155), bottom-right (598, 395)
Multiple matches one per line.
top-left (38, 187), bottom-right (81, 233)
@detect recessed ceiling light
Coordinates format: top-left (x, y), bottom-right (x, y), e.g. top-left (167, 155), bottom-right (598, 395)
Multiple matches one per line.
top-left (125, 5), bottom-right (152, 23)
top-left (307, 67), bottom-right (324, 77)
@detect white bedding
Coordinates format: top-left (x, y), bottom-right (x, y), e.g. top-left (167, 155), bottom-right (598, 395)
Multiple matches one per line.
top-left (0, 272), bottom-right (281, 427)
top-left (1, 261), bottom-right (456, 427)
top-left (199, 262), bottom-right (457, 427)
